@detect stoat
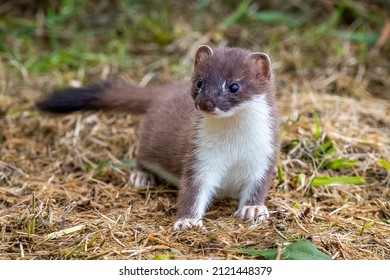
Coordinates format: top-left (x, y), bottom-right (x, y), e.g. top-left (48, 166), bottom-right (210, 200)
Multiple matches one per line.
top-left (37, 45), bottom-right (280, 231)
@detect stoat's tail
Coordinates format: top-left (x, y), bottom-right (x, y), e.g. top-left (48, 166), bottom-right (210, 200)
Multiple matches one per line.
top-left (37, 82), bottom-right (152, 114)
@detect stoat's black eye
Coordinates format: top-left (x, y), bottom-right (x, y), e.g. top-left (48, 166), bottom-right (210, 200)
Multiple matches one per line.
top-left (196, 79), bottom-right (203, 89)
top-left (229, 83), bottom-right (239, 93)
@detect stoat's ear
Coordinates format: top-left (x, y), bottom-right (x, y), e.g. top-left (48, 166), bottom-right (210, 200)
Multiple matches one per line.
top-left (194, 45), bottom-right (213, 66)
top-left (245, 52), bottom-right (272, 80)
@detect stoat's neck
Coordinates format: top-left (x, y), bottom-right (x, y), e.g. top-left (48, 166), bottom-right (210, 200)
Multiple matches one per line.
top-left (199, 94), bottom-right (274, 140)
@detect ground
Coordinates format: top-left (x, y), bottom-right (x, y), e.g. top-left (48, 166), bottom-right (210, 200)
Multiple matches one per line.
top-left (0, 0), bottom-right (389, 259)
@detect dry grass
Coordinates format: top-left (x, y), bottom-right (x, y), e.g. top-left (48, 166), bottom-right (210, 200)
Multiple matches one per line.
top-left (1, 62), bottom-right (389, 260)
top-left (0, 0), bottom-right (389, 260)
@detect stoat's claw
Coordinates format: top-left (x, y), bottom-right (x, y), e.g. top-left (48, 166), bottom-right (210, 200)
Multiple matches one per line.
top-left (234, 205), bottom-right (269, 223)
top-left (129, 170), bottom-right (156, 189)
top-left (173, 218), bottom-right (206, 231)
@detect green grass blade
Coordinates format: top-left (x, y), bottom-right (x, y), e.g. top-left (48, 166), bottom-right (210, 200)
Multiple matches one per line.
top-left (289, 140), bottom-right (300, 152)
top-left (296, 173), bottom-right (306, 188)
top-left (251, 11), bottom-right (301, 27)
top-left (277, 158), bottom-right (285, 184)
top-left (46, 225), bottom-right (86, 239)
top-left (359, 221), bottom-right (374, 236)
top-left (121, 159), bottom-right (136, 169)
top-left (313, 111), bottom-right (321, 140)
top-left (324, 159), bottom-right (357, 170)
top-left (311, 176), bottom-right (365, 186)
top-left (93, 160), bottom-right (109, 178)
top-left (218, 0), bottom-right (251, 29)
top-left (331, 30), bottom-right (378, 45)
top-left (377, 159), bottom-right (390, 171)
top-left (314, 141), bottom-right (336, 157)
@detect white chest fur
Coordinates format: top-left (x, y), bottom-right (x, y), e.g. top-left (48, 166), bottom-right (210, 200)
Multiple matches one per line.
top-left (193, 94), bottom-right (274, 203)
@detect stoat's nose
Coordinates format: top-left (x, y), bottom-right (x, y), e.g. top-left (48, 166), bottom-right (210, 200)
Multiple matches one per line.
top-left (197, 99), bottom-right (215, 112)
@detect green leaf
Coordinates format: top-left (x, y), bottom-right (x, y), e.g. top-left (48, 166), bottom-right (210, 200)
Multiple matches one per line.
top-left (239, 240), bottom-right (331, 260)
top-left (282, 241), bottom-right (331, 260)
top-left (153, 254), bottom-right (173, 260)
top-left (239, 248), bottom-right (277, 259)
top-left (170, 248), bottom-right (181, 254)
top-left (324, 159), bottom-right (357, 170)
top-left (311, 176), bottom-right (365, 186)
top-left (377, 159), bottom-right (390, 171)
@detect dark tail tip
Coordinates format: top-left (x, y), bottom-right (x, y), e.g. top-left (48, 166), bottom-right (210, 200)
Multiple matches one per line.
top-left (37, 83), bottom-right (109, 114)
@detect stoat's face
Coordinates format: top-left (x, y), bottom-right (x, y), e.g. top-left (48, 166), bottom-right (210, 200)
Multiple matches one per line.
top-left (191, 45), bottom-right (273, 117)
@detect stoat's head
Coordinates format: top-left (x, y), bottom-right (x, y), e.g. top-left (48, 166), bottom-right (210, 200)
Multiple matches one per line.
top-left (191, 45), bottom-right (274, 117)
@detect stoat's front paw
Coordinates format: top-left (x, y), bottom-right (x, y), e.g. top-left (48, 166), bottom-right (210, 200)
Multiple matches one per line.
top-left (129, 170), bottom-right (156, 189)
top-left (173, 218), bottom-right (205, 231)
top-left (234, 205), bottom-right (270, 223)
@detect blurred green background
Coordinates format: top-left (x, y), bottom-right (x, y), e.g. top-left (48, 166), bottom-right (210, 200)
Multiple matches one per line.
top-left (0, 0), bottom-right (389, 98)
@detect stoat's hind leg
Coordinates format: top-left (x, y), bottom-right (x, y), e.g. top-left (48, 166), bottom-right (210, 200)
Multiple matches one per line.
top-left (129, 169), bottom-right (156, 189)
